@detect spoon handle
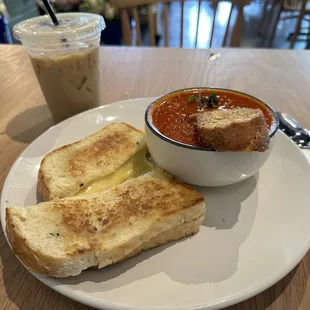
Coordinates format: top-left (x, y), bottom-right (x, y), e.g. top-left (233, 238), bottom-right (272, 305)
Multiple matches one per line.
top-left (276, 112), bottom-right (309, 136)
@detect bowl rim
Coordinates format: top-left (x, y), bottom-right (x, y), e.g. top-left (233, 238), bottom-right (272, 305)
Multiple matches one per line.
top-left (145, 87), bottom-right (280, 151)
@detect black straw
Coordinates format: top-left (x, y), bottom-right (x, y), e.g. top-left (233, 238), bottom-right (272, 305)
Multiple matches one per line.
top-left (42, 0), bottom-right (69, 44)
top-left (42, 0), bottom-right (59, 26)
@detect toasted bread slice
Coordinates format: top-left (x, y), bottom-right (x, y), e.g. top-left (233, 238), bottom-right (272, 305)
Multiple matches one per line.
top-left (6, 169), bottom-right (205, 277)
top-left (196, 108), bottom-right (270, 151)
top-left (38, 122), bottom-right (146, 201)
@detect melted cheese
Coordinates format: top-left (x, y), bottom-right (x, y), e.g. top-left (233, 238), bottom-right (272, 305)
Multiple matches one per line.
top-left (76, 147), bottom-right (152, 196)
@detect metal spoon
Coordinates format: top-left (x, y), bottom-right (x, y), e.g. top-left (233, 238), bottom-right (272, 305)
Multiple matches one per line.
top-left (276, 112), bottom-right (310, 149)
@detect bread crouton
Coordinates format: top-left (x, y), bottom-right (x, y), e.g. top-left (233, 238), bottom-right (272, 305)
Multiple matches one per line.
top-left (196, 108), bottom-right (270, 152)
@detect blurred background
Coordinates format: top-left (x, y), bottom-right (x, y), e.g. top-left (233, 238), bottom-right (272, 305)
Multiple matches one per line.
top-left (1, 0), bottom-right (309, 49)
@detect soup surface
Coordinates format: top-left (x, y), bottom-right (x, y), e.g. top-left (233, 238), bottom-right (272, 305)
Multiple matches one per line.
top-left (152, 89), bottom-right (274, 147)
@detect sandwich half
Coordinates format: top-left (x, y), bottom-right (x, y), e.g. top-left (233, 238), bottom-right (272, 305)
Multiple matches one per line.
top-left (6, 169), bottom-right (205, 277)
top-left (38, 122), bottom-right (149, 201)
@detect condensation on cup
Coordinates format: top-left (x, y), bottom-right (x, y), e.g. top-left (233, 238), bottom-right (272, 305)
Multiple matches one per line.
top-left (14, 13), bottom-right (106, 122)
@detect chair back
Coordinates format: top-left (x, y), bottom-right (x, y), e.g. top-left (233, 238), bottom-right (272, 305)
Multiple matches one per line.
top-left (109, 0), bottom-right (249, 47)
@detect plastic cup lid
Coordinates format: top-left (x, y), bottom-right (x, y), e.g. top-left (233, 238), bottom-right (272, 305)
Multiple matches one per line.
top-left (13, 13), bottom-right (106, 41)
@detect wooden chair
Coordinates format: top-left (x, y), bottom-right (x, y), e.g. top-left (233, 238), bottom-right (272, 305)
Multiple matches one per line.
top-left (260, 0), bottom-right (310, 48)
top-left (109, 0), bottom-right (251, 47)
top-left (281, 0), bottom-right (309, 48)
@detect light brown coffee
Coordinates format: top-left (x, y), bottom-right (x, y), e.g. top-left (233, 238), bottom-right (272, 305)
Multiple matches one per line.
top-left (30, 47), bottom-right (99, 122)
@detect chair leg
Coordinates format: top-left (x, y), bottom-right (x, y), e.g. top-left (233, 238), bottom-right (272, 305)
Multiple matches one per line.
top-left (290, 0), bottom-right (307, 48)
top-left (222, 3), bottom-right (233, 47)
top-left (258, 0), bottom-right (270, 36)
top-left (267, 5), bottom-right (282, 47)
top-left (230, 4), bottom-right (244, 46)
top-left (261, 0), bottom-right (278, 46)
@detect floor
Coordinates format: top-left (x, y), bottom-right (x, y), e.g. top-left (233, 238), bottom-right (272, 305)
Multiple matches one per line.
top-left (140, 0), bottom-right (308, 49)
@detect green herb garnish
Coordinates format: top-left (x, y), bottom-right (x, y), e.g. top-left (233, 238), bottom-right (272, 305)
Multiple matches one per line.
top-left (187, 92), bottom-right (219, 108)
top-left (208, 92), bottom-right (219, 107)
top-left (187, 95), bottom-right (198, 103)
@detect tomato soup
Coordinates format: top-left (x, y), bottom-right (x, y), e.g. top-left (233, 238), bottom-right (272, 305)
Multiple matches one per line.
top-left (151, 89), bottom-right (274, 147)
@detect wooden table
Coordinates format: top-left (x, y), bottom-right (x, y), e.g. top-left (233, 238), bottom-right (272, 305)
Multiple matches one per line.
top-left (0, 45), bottom-right (310, 310)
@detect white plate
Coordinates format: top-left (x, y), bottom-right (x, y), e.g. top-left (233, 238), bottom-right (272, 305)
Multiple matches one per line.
top-left (2, 98), bottom-right (310, 310)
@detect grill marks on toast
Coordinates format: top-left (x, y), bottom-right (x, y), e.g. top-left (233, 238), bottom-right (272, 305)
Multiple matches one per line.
top-left (58, 173), bottom-right (203, 239)
top-left (68, 131), bottom-right (133, 177)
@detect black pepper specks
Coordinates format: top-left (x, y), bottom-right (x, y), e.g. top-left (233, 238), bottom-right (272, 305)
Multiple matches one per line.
top-left (12, 224), bottom-right (15, 228)
top-left (98, 217), bottom-right (102, 221)
top-left (80, 183), bottom-right (84, 187)
top-left (49, 233), bottom-right (60, 236)
top-left (93, 227), bottom-right (98, 231)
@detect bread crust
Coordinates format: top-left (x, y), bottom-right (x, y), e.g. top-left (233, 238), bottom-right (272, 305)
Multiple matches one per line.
top-left (115, 216), bottom-right (204, 264)
top-left (37, 169), bottom-right (51, 201)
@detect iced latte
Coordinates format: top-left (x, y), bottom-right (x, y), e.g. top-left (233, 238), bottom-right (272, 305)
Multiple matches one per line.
top-left (13, 13), bottom-right (105, 122)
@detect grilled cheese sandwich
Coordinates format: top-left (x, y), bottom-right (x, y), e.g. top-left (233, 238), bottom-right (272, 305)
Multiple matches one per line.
top-left (7, 169), bottom-right (206, 277)
top-left (38, 122), bottom-right (148, 200)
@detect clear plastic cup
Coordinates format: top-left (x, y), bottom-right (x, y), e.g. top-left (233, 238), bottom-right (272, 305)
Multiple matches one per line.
top-left (14, 13), bottom-right (106, 122)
